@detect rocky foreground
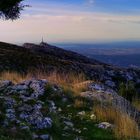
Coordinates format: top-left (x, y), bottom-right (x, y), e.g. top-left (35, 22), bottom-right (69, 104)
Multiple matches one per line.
top-left (0, 79), bottom-right (139, 140)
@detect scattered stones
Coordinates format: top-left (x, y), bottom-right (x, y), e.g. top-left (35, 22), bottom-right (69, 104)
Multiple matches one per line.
top-left (89, 83), bottom-right (117, 95)
top-left (74, 137), bottom-right (84, 140)
top-left (63, 126), bottom-right (69, 131)
top-left (64, 121), bottom-right (74, 128)
top-left (67, 104), bottom-right (72, 108)
top-left (0, 79), bottom-right (52, 137)
top-left (20, 126), bottom-right (30, 130)
top-left (105, 80), bottom-right (116, 88)
top-left (97, 122), bottom-right (113, 129)
top-left (40, 134), bottom-right (50, 140)
top-left (6, 108), bottom-right (16, 121)
top-left (89, 83), bottom-right (104, 91)
top-left (58, 107), bottom-right (62, 112)
top-left (32, 133), bottom-right (39, 139)
top-left (74, 128), bottom-right (81, 134)
top-left (83, 127), bottom-right (88, 131)
top-left (48, 100), bottom-right (57, 112)
top-left (62, 97), bottom-right (68, 102)
top-left (77, 111), bottom-right (86, 116)
top-left (0, 80), bottom-right (13, 91)
top-left (90, 114), bottom-right (96, 120)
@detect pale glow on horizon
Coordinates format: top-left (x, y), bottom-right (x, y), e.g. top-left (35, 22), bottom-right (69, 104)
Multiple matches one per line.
top-left (0, 5), bottom-right (140, 44)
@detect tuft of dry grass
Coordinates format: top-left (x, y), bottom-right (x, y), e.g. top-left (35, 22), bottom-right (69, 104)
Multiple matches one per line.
top-left (72, 80), bottom-right (92, 94)
top-left (94, 105), bottom-right (118, 123)
top-left (46, 70), bottom-right (87, 85)
top-left (0, 70), bottom-right (90, 95)
top-left (93, 105), bottom-right (140, 139)
top-left (46, 70), bottom-right (92, 95)
top-left (0, 71), bottom-right (27, 83)
top-left (74, 98), bottom-right (85, 108)
top-left (114, 112), bottom-right (140, 139)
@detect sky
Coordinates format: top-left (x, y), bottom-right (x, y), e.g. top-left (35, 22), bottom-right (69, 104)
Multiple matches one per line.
top-left (0, 0), bottom-right (140, 44)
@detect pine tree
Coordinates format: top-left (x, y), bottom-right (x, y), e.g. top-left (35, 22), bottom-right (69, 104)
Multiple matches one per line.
top-left (0, 0), bottom-right (26, 20)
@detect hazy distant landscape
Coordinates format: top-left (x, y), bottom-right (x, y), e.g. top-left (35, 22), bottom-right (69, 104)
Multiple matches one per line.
top-left (57, 41), bottom-right (140, 67)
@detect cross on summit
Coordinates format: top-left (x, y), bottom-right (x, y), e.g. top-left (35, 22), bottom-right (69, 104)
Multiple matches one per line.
top-left (40, 37), bottom-right (48, 47)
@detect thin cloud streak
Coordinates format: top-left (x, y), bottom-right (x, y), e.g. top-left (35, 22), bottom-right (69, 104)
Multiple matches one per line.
top-left (0, 11), bottom-right (140, 44)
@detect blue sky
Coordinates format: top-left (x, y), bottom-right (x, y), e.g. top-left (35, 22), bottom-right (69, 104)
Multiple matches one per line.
top-left (26, 0), bottom-right (140, 15)
top-left (0, 0), bottom-right (140, 43)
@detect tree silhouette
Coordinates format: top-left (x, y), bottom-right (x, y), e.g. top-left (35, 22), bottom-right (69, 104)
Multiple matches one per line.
top-left (0, 0), bottom-right (26, 20)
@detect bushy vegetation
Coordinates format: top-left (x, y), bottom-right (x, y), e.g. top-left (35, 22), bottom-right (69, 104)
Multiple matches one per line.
top-left (118, 82), bottom-right (138, 102)
top-left (118, 82), bottom-right (140, 113)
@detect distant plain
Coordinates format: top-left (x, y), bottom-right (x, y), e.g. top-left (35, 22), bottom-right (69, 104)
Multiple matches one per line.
top-left (57, 41), bottom-right (140, 67)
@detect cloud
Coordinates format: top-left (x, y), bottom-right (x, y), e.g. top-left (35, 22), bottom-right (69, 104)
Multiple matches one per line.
top-left (22, 7), bottom-right (140, 25)
top-left (84, 0), bottom-right (95, 6)
top-left (87, 0), bottom-right (95, 4)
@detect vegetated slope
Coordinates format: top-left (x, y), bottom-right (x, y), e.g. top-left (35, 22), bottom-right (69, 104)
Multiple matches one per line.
top-left (23, 42), bottom-right (103, 65)
top-left (0, 42), bottom-right (103, 72)
top-left (0, 42), bottom-right (140, 89)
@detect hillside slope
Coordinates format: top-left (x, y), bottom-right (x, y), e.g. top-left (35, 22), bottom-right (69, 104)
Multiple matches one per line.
top-left (0, 42), bottom-right (140, 139)
top-left (0, 42), bottom-right (140, 89)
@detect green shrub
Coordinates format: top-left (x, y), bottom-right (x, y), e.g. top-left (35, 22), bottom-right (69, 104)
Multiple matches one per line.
top-left (118, 82), bottom-right (137, 102)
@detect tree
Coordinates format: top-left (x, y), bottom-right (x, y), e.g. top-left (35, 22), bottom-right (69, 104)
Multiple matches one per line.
top-left (0, 0), bottom-right (26, 20)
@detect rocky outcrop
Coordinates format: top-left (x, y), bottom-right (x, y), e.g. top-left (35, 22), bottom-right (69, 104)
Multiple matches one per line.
top-left (0, 77), bottom-right (140, 140)
top-left (0, 79), bottom-right (53, 139)
top-left (80, 83), bottom-right (140, 124)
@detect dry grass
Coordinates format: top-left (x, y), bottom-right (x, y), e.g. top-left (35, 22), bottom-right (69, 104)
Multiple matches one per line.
top-left (94, 105), bottom-right (140, 139)
top-left (72, 80), bottom-right (92, 94)
top-left (47, 71), bottom-right (85, 84)
top-left (114, 113), bottom-right (140, 139)
top-left (74, 98), bottom-right (85, 108)
top-left (0, 71), bottom-right (27, 83)
top-left (39, 70), bottom-right (90, 95)
top-left (0, 71), bottom-right (90, 94)
top-left (94, 105), bottom-right (118, 123)
top-left (0, 70), bottom-right (84, 82)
